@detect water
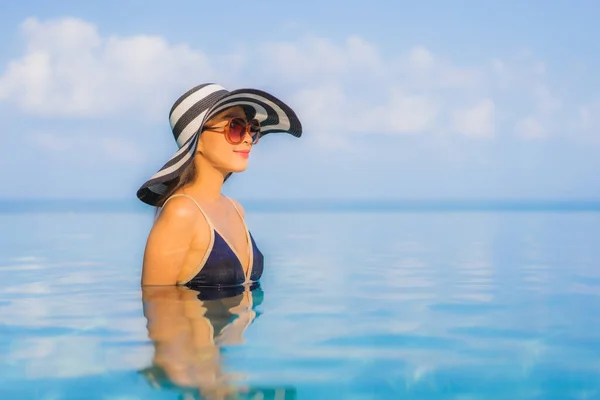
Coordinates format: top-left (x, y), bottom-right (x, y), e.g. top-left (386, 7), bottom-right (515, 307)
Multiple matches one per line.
top-left (1, 203), bottom-right (600, 399)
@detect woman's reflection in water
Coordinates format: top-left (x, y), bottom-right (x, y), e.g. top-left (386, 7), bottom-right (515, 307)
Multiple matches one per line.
top-left (139, 283), bottom-right (295, 400)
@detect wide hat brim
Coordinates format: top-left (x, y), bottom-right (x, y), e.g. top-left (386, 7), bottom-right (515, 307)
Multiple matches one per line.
top-left (136, 87), bottom-right (302, 206)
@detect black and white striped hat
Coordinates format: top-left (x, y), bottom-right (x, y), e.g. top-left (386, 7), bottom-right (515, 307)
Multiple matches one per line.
top-left (136, 83), bottom-right (302, 206)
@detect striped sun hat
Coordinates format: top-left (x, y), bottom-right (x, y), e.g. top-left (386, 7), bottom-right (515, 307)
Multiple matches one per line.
top-left (136, 83), bottom-right (303, 206)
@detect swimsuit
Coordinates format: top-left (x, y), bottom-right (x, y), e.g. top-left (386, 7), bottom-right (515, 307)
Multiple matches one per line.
top-left (162, 194), bottom-right (264, 287)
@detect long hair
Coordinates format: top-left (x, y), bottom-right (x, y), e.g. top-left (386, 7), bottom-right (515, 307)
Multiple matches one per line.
top-left (153, 161), bottom-right (198, 216)
top-left (152, 161), bottom-right (234, 217)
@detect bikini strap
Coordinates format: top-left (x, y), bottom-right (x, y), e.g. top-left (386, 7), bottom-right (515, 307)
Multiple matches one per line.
top-left (225, 196), bottom-right (254, 280)
top-left (162, 194), bottom-right (214, 229)
top-left (226, 196), bottom-right (244, 220)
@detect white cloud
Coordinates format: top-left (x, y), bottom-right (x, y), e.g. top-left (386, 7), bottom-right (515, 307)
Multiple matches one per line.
top-left (533, 84), bottom-right (561, 114)
top-left (0, 17), bottom-right (212, 118)
top-left (362, 89), bottom-right (438, 134)
top-left (290, 83), bottom-right (437, 137)
top-left (252, 39), bottom-right (478, 137)
top-left (0, 15), bottom-right (589, 149)
top-left (408, 46), bottom-right (435, 70)
top-left (516, 117), bottom-right (546, 139)
top-left (452, 99), bottom-right (495, 138)
top-left (291, 83), bottom-right (348, 133)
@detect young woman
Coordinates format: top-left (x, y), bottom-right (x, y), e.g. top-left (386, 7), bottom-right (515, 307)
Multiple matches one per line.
top-left (136, 83), bottom-right (302, 286)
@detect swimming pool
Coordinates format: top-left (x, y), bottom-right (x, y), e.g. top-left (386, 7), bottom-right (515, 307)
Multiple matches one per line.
top-left (1, 206), bottom-right (600, 399)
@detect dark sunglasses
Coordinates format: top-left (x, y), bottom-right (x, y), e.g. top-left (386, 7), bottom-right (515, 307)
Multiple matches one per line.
top-left (202, 117), bottom-right (261, 145)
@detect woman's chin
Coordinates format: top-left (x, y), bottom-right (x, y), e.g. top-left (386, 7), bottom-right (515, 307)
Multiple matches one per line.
top-left (224, 163), bottom-right (249, 174)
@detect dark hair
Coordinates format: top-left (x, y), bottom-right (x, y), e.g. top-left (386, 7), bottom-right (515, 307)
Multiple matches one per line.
top-left (153, 161), bottom-right (198, 215)
top-left (152, 161), bottom-right (234, 216)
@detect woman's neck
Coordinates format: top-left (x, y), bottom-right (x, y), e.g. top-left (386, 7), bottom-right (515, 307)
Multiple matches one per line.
top-left (183, 159), bottom-right (226, 202)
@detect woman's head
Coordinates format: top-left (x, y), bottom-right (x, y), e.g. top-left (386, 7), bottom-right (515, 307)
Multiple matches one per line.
top-left (152, 106), bottom-right (258, 207)
top-left (136, 83), bottom-right (302, 207)
top-left (194, 106), bottom-right (260, 176)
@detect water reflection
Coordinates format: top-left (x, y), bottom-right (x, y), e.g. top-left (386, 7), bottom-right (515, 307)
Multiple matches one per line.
top-left (139, 283), bottom-right (296, 399)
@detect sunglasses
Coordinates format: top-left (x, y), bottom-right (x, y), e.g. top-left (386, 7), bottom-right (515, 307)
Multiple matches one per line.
top-left (202, 117), bottom-right (261, 145)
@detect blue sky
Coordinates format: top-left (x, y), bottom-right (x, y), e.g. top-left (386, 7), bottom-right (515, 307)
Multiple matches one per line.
top-left (1, 1), bottom-right (599, 201)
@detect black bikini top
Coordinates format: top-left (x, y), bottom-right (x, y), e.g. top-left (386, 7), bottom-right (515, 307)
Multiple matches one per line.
top-left (162, 194), bottom-right (264, 287)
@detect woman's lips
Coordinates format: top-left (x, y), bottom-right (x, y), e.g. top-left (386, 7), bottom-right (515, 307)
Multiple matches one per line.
top-left (234, 150), bottom-right (250, 159)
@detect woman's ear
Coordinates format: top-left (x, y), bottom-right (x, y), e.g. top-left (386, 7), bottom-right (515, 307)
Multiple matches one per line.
top-left (196, 135), bottom-right (204, 154)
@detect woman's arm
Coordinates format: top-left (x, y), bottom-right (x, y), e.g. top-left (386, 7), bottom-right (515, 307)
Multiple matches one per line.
top-left (141, 197), bottom-right (204, 286)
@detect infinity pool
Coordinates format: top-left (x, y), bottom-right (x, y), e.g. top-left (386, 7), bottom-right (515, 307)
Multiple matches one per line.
top-left (1, 207), bottom-right (600, 399)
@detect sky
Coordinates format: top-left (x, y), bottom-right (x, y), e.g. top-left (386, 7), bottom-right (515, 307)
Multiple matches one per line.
top-left (0, 0), bottom-right (599, 201)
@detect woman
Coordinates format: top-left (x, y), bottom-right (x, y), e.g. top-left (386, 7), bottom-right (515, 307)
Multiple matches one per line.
top-left (137, 83), bottom-right (302, 286)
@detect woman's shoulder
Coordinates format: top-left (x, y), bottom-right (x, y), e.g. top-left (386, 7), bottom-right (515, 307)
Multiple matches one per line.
top-left (161, 194), bottom-right (202, 219)
top-left (154, 194), bottom-right (207, 233)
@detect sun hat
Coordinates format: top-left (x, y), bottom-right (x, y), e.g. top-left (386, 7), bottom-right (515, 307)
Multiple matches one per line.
top-left (136, 83), bottom-right (302, 206)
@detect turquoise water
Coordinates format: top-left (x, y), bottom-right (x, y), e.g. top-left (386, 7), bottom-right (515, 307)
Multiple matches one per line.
top-left (1, 203), bottom-right (600, 399)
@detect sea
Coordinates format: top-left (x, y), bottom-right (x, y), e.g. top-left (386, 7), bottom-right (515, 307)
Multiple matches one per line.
top-left (1, 199), bottom-right (600, 399)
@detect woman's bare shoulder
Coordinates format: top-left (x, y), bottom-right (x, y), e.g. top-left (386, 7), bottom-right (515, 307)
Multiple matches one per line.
top-left (159, 195), bottom-right (203, 222)
top-left (149, 195), bottom-right (210, 242)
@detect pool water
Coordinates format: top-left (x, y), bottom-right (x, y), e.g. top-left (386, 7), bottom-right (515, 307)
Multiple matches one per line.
top-left (1, 208), bottom-right (600, 399)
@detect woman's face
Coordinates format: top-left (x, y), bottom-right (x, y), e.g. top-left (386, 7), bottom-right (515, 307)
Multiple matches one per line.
top-left (196, 106), bottom-right (254, 175)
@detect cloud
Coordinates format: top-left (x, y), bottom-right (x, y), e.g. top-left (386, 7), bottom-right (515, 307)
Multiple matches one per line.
top-left (250, 37), bottom-right (555, 141)
top-left (0, 17), bottom-right (212, 118)
top-left (408, 46), bottom-right (435, 70)
top-left (0, 16), bottom-right (596, 149)
top-left (0, 23), bottom-right (489, 140)
top-left (452, 99), bottom-right (495, 138)
top-left (516, 117), bottom-right (545, 139)
top-left (532, 84), bottom-right (561, 114)
top-left (252, 38), bottom-right (482, 137)
top-left (361, 89), bottom-right (438, 134)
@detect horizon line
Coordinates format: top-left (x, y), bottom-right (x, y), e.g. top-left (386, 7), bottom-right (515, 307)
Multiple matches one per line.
top-left (0, 198), bottom-right (599, 213)
top-left (1, 197), bottom-right (600, 202)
